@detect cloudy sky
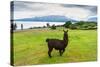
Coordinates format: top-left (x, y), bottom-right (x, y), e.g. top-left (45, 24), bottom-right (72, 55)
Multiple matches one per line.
top-left (11, 1), bottom-right (97, 21)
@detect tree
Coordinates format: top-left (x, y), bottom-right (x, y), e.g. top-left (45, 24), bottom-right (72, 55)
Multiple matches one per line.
top-left (70, 24), bottom-right (77, 29)
top-left (75, 21), bottom-right (84, 26)
top-left (51, 24), bottom-right (56, 30)
top-left (46, 23), bottom-right (50, 27)
top-left (14, 23), bottom-right (17, 30)
top-left (43, 26), bottom-right (46, 28)
top-left (21, 24), bottom-right (23, 30)
top-left (64, 21), bottom-right (72, 28)
top-left (74, 21), bottom-right (97, 30)
top-left (11, 23), bottom-right (17, 30)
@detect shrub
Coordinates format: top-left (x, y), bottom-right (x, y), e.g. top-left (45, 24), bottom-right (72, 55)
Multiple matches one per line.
top-left (69, 24), bottom-right (77, 29)
top-left (51, 24), bottom-right (56, 30)
top-left (64, 21), bottom-right (72, 28)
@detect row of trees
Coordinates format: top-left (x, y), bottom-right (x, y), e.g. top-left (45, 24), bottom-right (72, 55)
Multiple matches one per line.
top-left (11, 23), bottom-right (23, 30)
top-left (63, 21), bottom-right (97, 30)
top-left (47, 21), bottom-right (97, 30)
top-left (46, 23), bottom-right (56, 30)
top-left (11, 21), bottom-right (97, 30)
top-left (11, 23), bottom-right (17, 30)
top-left (29, 23), bottom-right (56, 30)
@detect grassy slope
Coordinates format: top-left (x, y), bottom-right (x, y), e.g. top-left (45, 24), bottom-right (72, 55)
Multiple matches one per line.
top-left (13, 28), bottom-right (97, 66)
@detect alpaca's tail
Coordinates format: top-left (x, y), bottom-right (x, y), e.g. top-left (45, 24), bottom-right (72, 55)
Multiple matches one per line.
top-left (46, 39), bottom-right (49, 42)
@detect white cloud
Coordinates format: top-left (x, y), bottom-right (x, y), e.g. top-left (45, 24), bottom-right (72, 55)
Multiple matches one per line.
top-left (13, 1), bottom-right (97, 21)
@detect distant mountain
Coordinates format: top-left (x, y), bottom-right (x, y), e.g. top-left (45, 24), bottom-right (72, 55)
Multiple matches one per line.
top-left (15, 15), bottom-right (78, 22)
top-left (87, 16), bottom-right (97, 22)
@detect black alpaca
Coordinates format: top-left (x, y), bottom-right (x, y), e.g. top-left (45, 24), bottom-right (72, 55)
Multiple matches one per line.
top-left (46, 30), bottom-right (68, 58)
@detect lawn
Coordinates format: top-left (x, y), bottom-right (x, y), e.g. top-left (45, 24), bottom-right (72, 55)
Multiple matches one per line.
top-left (13, 28), bottom-right (97, 66)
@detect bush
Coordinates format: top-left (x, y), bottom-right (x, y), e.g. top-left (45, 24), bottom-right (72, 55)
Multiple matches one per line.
top-left (74, 21), bottom-right (97, 30)
top-left (70, 24), bottom-right (77, 29)
top-left (29, 27), bottom-right (33, 29)
top-left (51, 24), bottom-right (56, 30)
top-left (43, 26), bottom-right (46, 28)
top-left (64, 21), bottom-right (72, 28)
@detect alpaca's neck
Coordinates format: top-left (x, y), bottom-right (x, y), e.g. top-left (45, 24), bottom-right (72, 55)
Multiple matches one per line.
top-left (63, 34), bottom-right (68, 47)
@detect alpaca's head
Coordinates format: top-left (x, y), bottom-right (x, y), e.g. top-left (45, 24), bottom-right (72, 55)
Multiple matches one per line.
top-left (63, 29), bottom-right (68, 41)
top-left (63, 30), bottom-right (68, 35)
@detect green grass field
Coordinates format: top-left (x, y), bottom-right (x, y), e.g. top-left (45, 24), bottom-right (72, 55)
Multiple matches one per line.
top-left (13, 28), bottom-right (97, 66)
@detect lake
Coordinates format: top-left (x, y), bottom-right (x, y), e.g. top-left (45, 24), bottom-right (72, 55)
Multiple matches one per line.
top-left (14, 21), bottom-right (65, 30)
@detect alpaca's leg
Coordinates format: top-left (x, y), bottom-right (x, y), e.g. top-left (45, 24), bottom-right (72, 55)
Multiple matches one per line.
top-left (62, 49), bottom-right (65, 55)
top-left (59, 50), bottom-right (62, 56)
top-left (63, 49), bottom-right (65, 53)
top-left (48, 48), bottom-right (53, 58)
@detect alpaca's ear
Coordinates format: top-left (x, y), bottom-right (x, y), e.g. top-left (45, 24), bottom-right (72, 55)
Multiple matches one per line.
top-left (66, 30), bottom-right (68, 32)
top-left (65, 29), bottom-right (68, 32)
top-left (63, 29), bottom-right (65, 32)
